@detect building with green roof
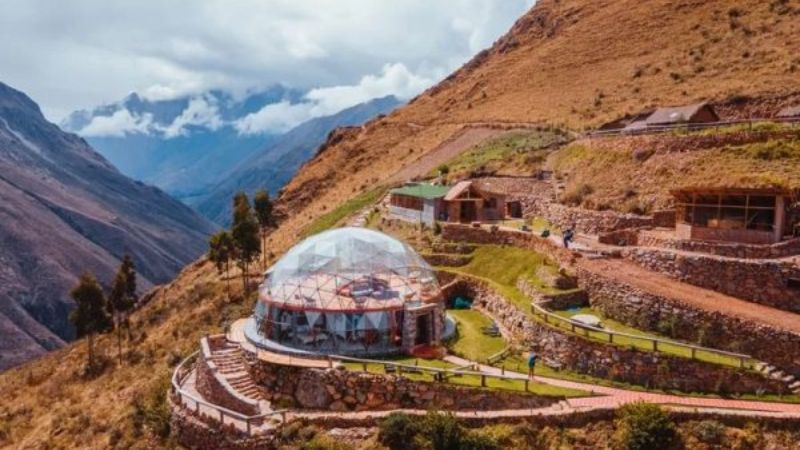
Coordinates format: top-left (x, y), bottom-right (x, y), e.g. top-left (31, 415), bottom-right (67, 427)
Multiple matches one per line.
top-left (388, 183), bottom-right (450, 225)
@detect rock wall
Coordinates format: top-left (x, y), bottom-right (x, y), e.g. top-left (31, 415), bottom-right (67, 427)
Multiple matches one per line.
top-left (623, 248), bottom-right (800, 313)
top-left (536, 203), bottom-right (654, 234)
top-left (516, 278), bottom-right (588, 310)
top-left (441, 223), bottom-right (577, 268)
top-left (577, 266), bottom-right (800, 377)
top-left (639, 231), bottom-right (800, 259)
top-left (169, 396), bottom-right (276, 450)
top-left (422, 252), bottom-right (472, 267)
top-left (246, 360), bottom-right (556, 412)
top-left (597, 228), bottom-right (641, 246)
top-left (453, 275), bottom-right (787, 394)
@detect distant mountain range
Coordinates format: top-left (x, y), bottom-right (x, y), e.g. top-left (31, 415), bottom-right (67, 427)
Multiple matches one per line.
top-left (61, 87), bottom-right (304, 204)
top-left (195, 95), bottom-right (401, 226)
top-left (0, 82), bottom-right (216, 370)
top-left (64, 89), bottom-right (401, 225)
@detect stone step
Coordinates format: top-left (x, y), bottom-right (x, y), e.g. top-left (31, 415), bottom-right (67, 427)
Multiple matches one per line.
top-left (769, 371), bottom-right (786, 380)
top-left (789, 381), bottom-right (800, 390)
top-left (781, 374), bottom-right (795, 383)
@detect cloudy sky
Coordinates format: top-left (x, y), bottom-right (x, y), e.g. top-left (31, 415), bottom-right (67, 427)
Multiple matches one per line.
top-left (1, 0), bottom-right (533, 127)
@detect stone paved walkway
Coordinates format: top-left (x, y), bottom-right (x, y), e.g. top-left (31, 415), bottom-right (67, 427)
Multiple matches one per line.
top-left (443, 355), bottom-right (800, 415)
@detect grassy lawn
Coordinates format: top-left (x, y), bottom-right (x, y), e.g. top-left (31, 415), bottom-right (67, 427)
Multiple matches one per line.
top-left (445, 309), bottom-right (506, 362)
top-left (453, 245), bottom-right (562, 295)
top-left (342, 355), bottom-right (588, 398)
top-left (429, 129), bottom-right (570, 179)
top-left (302, 186), bottom-right (387, 237)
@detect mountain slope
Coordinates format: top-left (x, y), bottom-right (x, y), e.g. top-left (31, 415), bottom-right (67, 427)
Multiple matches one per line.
top-left (0, 82), bottom-right (217, 370)
top-left (196, 95), bottom-right (401, 225)
top-left (61, 88), bottom-right (303, 202)
top-left (2, 0), bottom-right (800, 447)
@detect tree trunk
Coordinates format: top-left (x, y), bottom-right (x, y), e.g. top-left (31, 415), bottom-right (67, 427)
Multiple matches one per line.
top-left (242, 261), bottom-right (249, 294)
top-left (87, 332), bottom-right (94, 370)
top-left (260, 228), bottom-right (266, 270)
top-left (117, 314), bottom-right (123, 366)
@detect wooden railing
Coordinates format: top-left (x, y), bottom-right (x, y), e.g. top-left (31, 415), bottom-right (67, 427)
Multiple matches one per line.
top-left (330, 354), bottom-right (543, 393)
top-left (529, 303), bottom-right (755, 369)
top-left (170, 351), bottom-right (289, 436)
top-left (486, 346), bottom-right (512, 365)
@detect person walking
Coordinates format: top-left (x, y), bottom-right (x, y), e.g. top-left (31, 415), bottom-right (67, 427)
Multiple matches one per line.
top-left (562, 227), bottom-right (574, 248)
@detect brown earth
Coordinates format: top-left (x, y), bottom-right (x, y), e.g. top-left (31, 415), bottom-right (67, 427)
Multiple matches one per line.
top-left (579, 258), bottom-right (800, 334)
top-left (3, 0), bottom-right (800, 448)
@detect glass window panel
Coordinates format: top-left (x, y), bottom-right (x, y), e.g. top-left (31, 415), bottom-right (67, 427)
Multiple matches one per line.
top-left (747, 209), bottom-right (775, 231)
top-left (695, 194), bottom-right (719, 205)
top-left (719, 207), bottom-right (746, 229)
top-left (694, 206), bottom-right (719, 227)
top-left (720, 195), bottom-right (746, 206)
top-left (749, 196), bottom-right (776, 208)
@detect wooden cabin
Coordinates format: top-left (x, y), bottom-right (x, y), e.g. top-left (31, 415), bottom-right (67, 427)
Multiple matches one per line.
top-left (442, 181), bottom-right (506, 223)
top-left (672, 188), bottom-right (795, 244)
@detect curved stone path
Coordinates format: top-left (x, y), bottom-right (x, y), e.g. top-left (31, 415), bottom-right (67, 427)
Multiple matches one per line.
top-left (442, 355), bottom-right (800, 415)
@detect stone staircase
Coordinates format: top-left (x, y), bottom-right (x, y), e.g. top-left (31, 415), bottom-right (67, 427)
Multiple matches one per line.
top-left (755, 362), bottom-right (800, 394)
top-left (209, 343), bottom-right (271, 411)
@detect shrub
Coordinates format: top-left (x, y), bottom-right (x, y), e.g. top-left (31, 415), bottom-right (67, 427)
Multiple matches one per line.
top-left (379, 413), bottom-right (422, 450)
top-left (613, 402), bottom-right (676, 450)
top-left (437, 164), bottom-right (450, 175)
top-left (131, 375), bottom-right (172, 439)
top-left (304, 433), bottom-right (353, 450)
top-left (691, 420), bottom-right (727, 445)
top-left (460, 431), bottom-right (500, 450)
top-left (433, 221), bottom-right (442, 236)
top-left (421, 412), bottom-right (463, 450)
top-left (561, 183), bottom-right (594, 206)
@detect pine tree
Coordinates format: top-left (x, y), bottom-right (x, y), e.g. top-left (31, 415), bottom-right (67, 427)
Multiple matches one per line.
top-left (109, 255), bottom-right (137, 365)
top-left (253, 189), bottom-right (275, 268)
top-left (69, 272), bottom-right (112, 370)
top-left (208, 230), bottom-right (234, 297)
top-left (231, 192), bottom-right (261, 293)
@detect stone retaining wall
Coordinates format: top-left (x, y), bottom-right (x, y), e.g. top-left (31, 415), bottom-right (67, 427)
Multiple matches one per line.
top-left (539, 203), bottom-right (654, 234)
top-left (246, 360), bottom-right (556, 412)
top-left (441, 223), bottom-right (577, 268)
top-left (598, 228), bottom-right (641, 246)
top-left (577, 266), bottom-right (800, 377)
top-left (195, 337), bottom-right (260, 416)
top-left (622, 248), bottom-right (800, 313)
top-left (448, 276), bottom-right (788, 394)
top-left (169, 396), bottom-right (276, 450)
top-left (516, 278), bottom-right (587, 310)
top-left (639, 231), bottom-right (800, 259)
top-left (422, 252), bottom-right (472, 267)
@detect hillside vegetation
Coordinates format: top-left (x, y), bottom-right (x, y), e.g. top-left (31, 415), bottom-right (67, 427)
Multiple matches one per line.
top-left (2, 1), bottom-right (800, 448)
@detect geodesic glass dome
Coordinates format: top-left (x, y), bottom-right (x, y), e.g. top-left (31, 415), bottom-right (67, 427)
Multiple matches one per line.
top-left (252, 227), bottom-right (442, 355)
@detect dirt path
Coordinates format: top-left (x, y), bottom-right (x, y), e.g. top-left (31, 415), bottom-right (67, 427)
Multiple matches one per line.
top-left (389, 127), bottom-right (509, 183)
top-left (579, 258), bottom-right (800, 335)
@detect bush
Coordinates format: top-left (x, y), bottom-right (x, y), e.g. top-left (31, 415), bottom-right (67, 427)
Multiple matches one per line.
top-left (421, 412), bottom-right (463, 450)
top-left (379, 412), bottom-right (421, 450)
top-left (691, 420), bottom-right (727, 445)
top-left (561, 183), bottom-right (594, 206)
top-left (437, 164), bottom-right (450, 175)
top-left (131, 375), bottom-right (172, 439)
top-left (460, 432), bottom-right (500, 450)
top-left (433, 221), bottom-right (442, 236)
top-left (613, 402), bottom-right (676, 450)
top-left (304, 433), bottom-right (353, 450)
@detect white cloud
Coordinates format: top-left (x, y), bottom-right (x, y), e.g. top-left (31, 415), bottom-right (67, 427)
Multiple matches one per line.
top-left (160, 95), bottom-right (223, 138)
top-left (235, 62), bottom-right (434, 135)
top-left (234, 101), bottom-right (314, 135)
top-left (0, 0), bottom-right (533, 121)
top-left (79, 109), bottom-right (153, 137)
top-left (306, 63), bottom-right (433, 116)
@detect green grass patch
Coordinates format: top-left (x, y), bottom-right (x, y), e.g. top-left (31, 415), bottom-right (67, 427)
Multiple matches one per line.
top-left (302, 186), bottom-right (387, 237)
top-left (445, 310), bottom-right (506, 363)
top-left (451, 245), bottom-right (562, 295)
top-left (429, 129), bottom-right (570, 178)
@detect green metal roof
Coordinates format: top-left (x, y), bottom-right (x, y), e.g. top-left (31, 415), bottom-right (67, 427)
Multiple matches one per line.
top-left (390, 184), bottom-right (450, 200)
